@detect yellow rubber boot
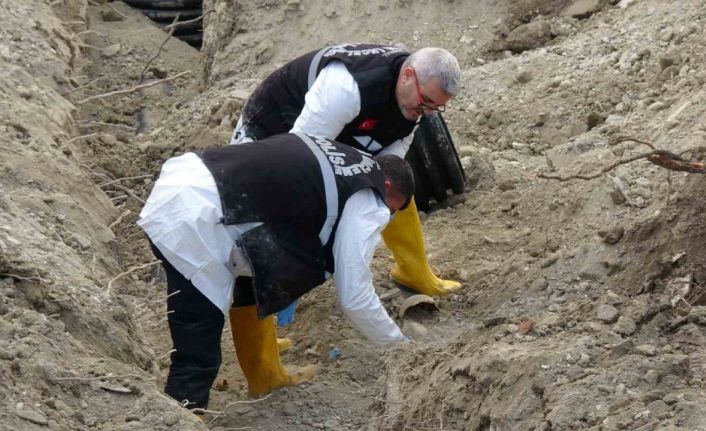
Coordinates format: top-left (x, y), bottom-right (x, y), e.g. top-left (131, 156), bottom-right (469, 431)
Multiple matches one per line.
top-left (229, 306), bottom-right (316, 398)
top-left (277, 337), bottom-right (293, 352)
top-left (382, 198), bottom-right (462, 296)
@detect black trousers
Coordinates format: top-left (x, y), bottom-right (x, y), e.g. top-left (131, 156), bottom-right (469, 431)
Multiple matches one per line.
top-left (150, 242), bottom-right (224, 409)
top-left (150, 241), bottom-right (257, 409)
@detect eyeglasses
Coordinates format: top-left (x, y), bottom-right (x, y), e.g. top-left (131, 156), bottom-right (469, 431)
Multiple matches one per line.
top-left (411, 68), bottom-right (446, 113)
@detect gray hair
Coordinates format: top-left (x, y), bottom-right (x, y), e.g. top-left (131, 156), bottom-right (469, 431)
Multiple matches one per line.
top-left (402, 47), bottom-right (461, 96)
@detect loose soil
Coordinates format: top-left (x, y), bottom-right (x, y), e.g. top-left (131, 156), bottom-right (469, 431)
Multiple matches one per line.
top-left (1, 0), bottom-right (705, 430)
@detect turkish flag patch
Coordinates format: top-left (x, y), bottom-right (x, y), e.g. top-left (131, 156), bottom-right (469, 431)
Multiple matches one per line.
top-left (357, 119), bottom-right (378, 131)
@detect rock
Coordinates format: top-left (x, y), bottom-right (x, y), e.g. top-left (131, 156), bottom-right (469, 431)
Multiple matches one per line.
top-left (379, 289), bottom-right (400, 301)
top-left (282, 402), bottom-right (298, 416)
top-left (644, 369), bottom-right (661, 384)
top-left (100, 9), bottom-right (124, 22)
top-left (609, 176), bottom-right (630, 205)
top-left (101, 44), bottom-right (121, 59)
top-left (163, 413), bottom-right (180, 426)
top-left (285, 0), bottom-right (301, 11)
top-left (506, 20), bottom-right (552, 53)
top-left (598, 226), bottom-right (624, 244)
top-left (660, 65), bottom-right (681, 81)
top-left (605, 291), bottom-right (623, 306)
top-left (662, 393), bottom-right (679, 405)
top-left (649, 101), bottom-right (667, 111)
top-left (646, 400), bottom-right (671, 420)
top-left (614, 316), bottom-right (637, 335)
top-left (517, 319), bottom-right (535, 335)
top-left (587, 111), bottom-right (605, 129)
top-left (483, 316), bottom-right (506, 327)
top-left (15, 408), bottom-right (48, 426)
top-left (515, 68), bottom-right (533, 84)
top-left (612, 339), bottom-right (634, 356)
top-left (605, 114), bottom-right (625, 126)
top-left (659, 53), bottom-right (680, 71)
top-left (561, 0), bottom-right (601, 19)
top-left (635, 344), bottom-right (657, 356)
top-left (597, 304), bottom-right (620, 324)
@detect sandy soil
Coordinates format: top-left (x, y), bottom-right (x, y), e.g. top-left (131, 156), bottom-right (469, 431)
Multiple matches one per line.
top-left (1, 0), bottom-right (705, 430)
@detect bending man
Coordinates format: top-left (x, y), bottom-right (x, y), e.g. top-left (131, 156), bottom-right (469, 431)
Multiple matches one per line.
top-left (138, 133), bottom-right (413, 409)
top-left (232, 43), bottom-right (462, 298)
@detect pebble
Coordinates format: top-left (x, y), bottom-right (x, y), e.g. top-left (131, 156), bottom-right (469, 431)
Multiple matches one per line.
top-left (646, 400), bottom-right (671, 419)
top-left (281, 402), bottom-right (297, 416)
top-left (598, 226), bottom-right (624, 244)
top-left (644, 369), bottom-right (660, 384)
top-left (101, 44), bottom-right (121, 59)
top-left (483, 316), bottom-right (506, 327)
top-left (635, 344), bottom-right (657, 356)
top-left (613, 316), bottom-right (637, 335)
top-left (15, 408), bottom-right (48, 426)
top-left (163, 413), bottom-right (180, 426)
top-left (596, 304), bottom-right (619, 324)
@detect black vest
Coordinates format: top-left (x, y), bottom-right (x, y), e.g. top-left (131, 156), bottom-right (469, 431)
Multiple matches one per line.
top-left (198, 133), bottom-right (388, 318)
top-left (241, 43), bottom-right (417, 155)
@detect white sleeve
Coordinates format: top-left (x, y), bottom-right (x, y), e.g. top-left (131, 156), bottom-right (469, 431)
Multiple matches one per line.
top-left (377, 128), bottom-right (416, 158)
top-left (333, 189), bottom-right (406, 348)
top-left (290, 61), bottom-right (361, 138)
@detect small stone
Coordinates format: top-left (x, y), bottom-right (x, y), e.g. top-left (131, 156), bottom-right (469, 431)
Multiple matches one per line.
top-left (15, 408), bottom-right (48, 426)
top-left (596, 304), bottom-right (619, 324)
top-left (605, 113), bottom-right (626, 126)
top-left (100, 9), bottom-right (124, 21)
top-left (560, 0), bottom-right (601, 19)
top-left (380, 289), bottom-right (400, 301)
top-left (646, 400), bottom-right (671, 420)
top-left (635, 344), bottom-right (657, 356)
top-left (506, 20), bottom-right (552, 53)
top-left (605, 291), bottom-right (623, 305)
top-left (662, 393), bottom-right (679, 405)
top-left (649, 102), bottom-right (667, 112)
top-left (613, 316), bottom-right (637, 335)
top-left (517, 319), bottom-right (535, 335)
top-left (163, 413), bottom-right (180, 426)
top-left (644, 369), bottom-right (661, 384)
top-left (483, 316), bottom-right (506, 327)
top-left (598, 226), bottom-right (625, 244)
top-left (515, 69), bottom-right (533, 84)
top-left (634, 410), bottom-right (650, 421)
top-left (611, 339), bottom-right (634, 356)
top-left (101, 44), bottom-right (121, 59)
top-left (282, 402), bottom-right (297, 416)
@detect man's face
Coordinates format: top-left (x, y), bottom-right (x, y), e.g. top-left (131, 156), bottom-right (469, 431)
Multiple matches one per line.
top-left (396, 66), bottom-right (453, 121)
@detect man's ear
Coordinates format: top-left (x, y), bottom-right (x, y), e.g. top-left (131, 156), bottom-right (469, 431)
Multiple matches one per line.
top-left (400, 66), bottom-right (414, 83)
top-left (384, 178), bottom-right (393, 194)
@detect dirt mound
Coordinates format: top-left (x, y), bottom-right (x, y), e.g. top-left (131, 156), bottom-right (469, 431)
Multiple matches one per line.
top-left (2, 0), bottom-right (706, 430)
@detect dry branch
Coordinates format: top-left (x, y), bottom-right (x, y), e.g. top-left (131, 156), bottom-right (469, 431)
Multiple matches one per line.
top-left (139, 13), bottom-right (180, 84)
top-left (100, 174), bottom-right (152, 188)
top-left (77, 71), bottom-right (191, 105)
top-left (65, 133), bottom-right (99, 145)
top-left (0, 273), bottom-right (44, 283)
top-left (540, 137), bottom-right (706, 182)
top-left (164, 9), bottom-right (212, 30)
top-left (108, 209), bottom-right (132, 230)
top-left (63, 76), bottom-right (107, 95)
top-left (107, 260), bottom-right (160, 294)
top-left (54, 373), bottom-right (154, 382)
top-left (190, 394), bottom-right (273, 416)
top-left (79, 121), bottom-right (136, 131)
